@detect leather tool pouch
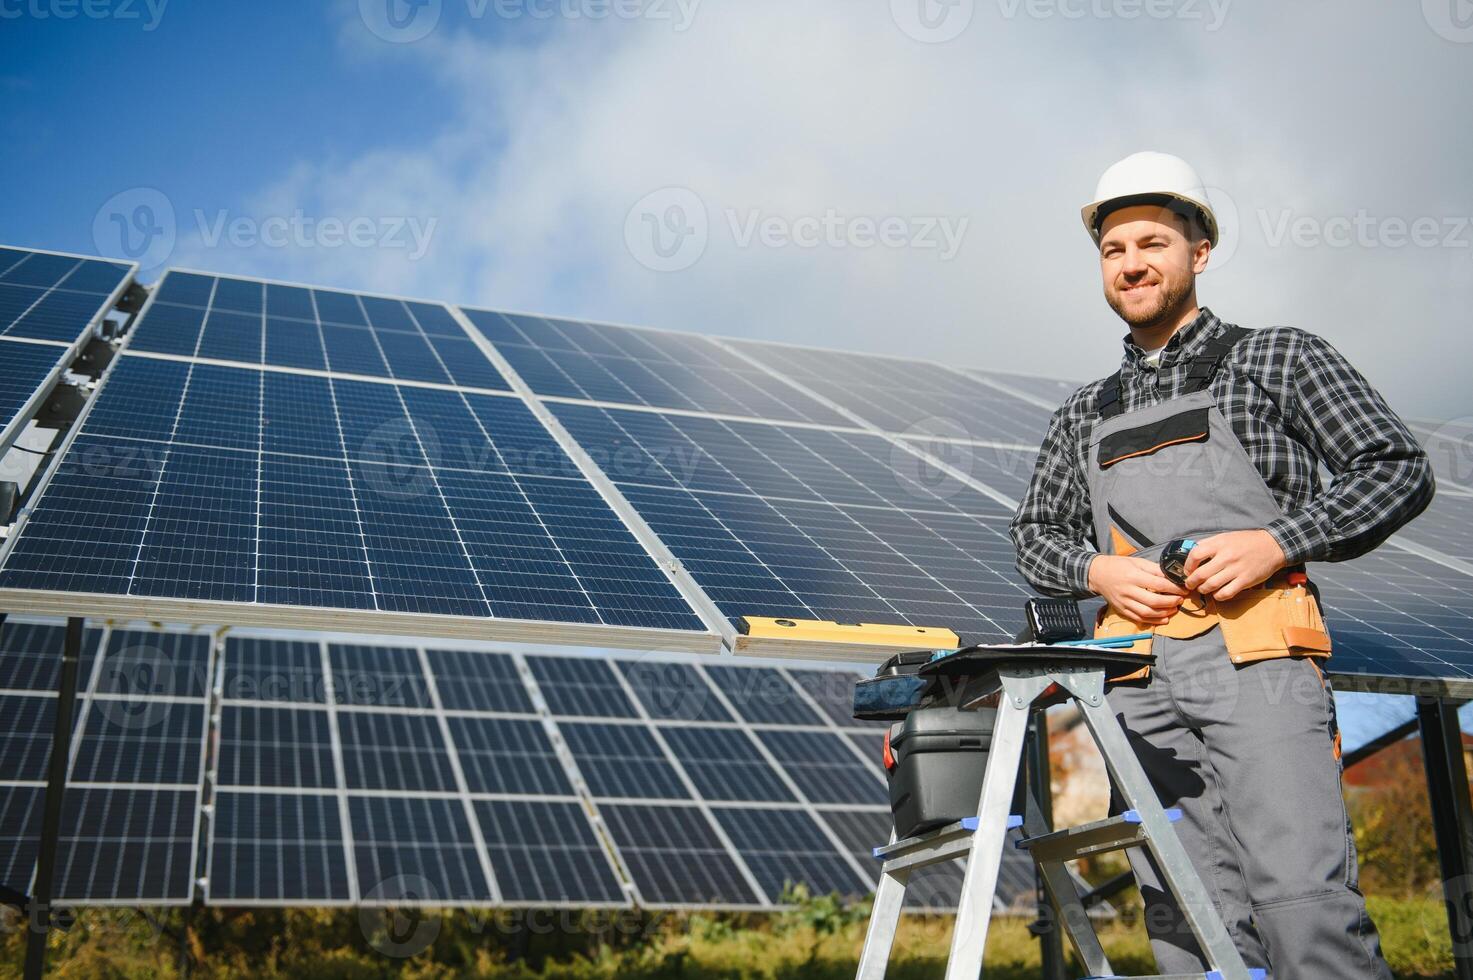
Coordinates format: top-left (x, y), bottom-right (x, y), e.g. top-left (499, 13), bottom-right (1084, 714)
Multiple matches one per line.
top-left (1095, 579), bottom-right (1331, 680)
top-left (1214, 582), bottom-right (1332, 664)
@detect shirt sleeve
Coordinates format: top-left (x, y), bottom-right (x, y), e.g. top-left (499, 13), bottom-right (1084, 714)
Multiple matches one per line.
top-left (1010, 400), bottom-right (1100, 598)
top-left (1261, 331), bottom-right (1436, 565)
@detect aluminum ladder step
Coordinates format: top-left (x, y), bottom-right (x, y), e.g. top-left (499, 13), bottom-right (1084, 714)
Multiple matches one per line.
top-left (1018, 808), bottom-right (1183, 864)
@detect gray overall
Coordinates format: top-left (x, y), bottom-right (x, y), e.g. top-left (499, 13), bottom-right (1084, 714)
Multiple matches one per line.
top-left (1084, 329), bottom-right (1391, 978)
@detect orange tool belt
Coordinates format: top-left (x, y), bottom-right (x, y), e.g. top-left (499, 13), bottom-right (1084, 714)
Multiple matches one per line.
top-left (1094, 569), bottom-right (1332, 682)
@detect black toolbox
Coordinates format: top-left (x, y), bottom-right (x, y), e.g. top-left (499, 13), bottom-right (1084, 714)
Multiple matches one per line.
top-left (885, 702), bottom-right (999, 839)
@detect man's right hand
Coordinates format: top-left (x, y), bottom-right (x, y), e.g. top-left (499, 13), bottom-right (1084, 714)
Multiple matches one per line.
top-left (1086, 555), bottom-right (1190, 626)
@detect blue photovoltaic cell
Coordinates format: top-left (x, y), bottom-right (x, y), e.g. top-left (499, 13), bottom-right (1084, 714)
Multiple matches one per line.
top-left (69, 699), bottom-right (206, 784)
top-left (461, 308), bottom-right (850, 425)
top-left (759, 730), bottom-right (886, 805)
top-left (0, 327), bottom-right (705, 634)
top-left (349, 795), bottom-right (493, 902)
top-left (127, 271), bottom-right (510, 390)
top-left (93, 628), bottom-right (212, 699)
top-left (424, 648), bottom-right (533, 714)
top-left (0, 340), bottom-right (65, 436)
top-left (968, 368), bottom-right (1081, 412)
top-left (0, 786), bottom-right (197, 902)
top-left (217, 704), bottom-right (336, 788)
top-left (336, 711), bottom-right (458, 792)
top-left (0, 693), bottom-right (73, 780)
top-left (615, 660), bottom-right (732, 723)
top-left (473, 800), bottom-right (626, 904)
top-left (1312, 550), bottom-right (1473, 688)
top-left (711, 807), bottom-right (869, 902)
top-left (558, 722), bottom-right (689, 799)
top-left (0, 249), bottom-right (128, 344)
top-left (209, 791), bottom-right (350, 902)
top-left (703, 665), bottom-right (823, 726)
top-left (730, 338), bottom-right (1054, 446)
top-left (525, 655), bottom-right (639, 718)
top-left (449, 716), bottom-right (573, 796)
top-left (598, 804), bottom-right (759, 906)
top-left (0, 622), bottom-right (105, 692)
top-left (658, 726), bottom-right (795, 803)
top-left (221, 637), bottom-right (326, 704)
top-left (328, 644), bottom-right (432, 709)
top-left (1395, 494), bottom-right (1473, 563)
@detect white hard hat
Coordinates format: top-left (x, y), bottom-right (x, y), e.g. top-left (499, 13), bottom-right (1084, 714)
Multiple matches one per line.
top-left (1081, 151), bottom-right (1219, 247)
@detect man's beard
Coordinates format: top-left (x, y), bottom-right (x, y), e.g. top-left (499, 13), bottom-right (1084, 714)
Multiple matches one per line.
top-left (1106, 273), bottom-right (1194, 328)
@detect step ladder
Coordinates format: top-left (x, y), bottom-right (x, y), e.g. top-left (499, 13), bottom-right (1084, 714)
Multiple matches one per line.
top-left (854, 655), bottom-right (1265, 980)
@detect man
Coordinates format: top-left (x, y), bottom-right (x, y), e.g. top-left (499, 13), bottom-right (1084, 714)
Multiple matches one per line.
top-left (1010, 151), bottom-right (1434, 977)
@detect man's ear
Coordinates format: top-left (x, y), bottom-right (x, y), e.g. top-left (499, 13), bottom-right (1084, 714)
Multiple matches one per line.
top-left (1190, 237), bottom-right (1211, 274)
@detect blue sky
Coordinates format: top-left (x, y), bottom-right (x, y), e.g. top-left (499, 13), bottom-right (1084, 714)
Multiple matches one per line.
top-left (3, 0), bottom-right (1472, 748)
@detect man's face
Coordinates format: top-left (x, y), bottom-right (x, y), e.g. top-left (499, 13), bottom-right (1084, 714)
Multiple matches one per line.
top-left (1099, 204), bottom-right (1211, 327)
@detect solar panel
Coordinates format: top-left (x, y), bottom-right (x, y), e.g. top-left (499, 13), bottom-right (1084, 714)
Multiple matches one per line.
top-left (473, 799), bottom-right (626, 905)
top-left (1396, 494), bottom-right (1473, 563)
top-left (460, 309), bottom-right (851, 425)
top-left (726, 338), bottom-right (1054, 445)
top-left (659, 726), bottom-right (796, 803)
top-left (0, 248), bottom-right (134, 453)
top-left (1312, 550), bottom-right (1473, 693)
top-left (702, 665), bottom-right (824, 726)
top-left (208, 791), bottom-right (351, 902)
top-left (550, 403), bottom-right (1032, 643)
top-left (760, 730), bottom-right (888, 806)
top-left (615, 659), bottom-right (732, 723)
top-left (711, 806), bottom-right (871, 902)
top-left (0, 271), bottom-right (714, 652)
top-left (558, 721), bottom-right (690, 799)
top-left (1409, 418), bottom-right (1473, 489)
top-left (349, 795), bottom-right (494, 903)
top-left (597, 803), bottom-right (761, 906)
top-left (0, 625), bottom-right (209, 904)
top-left (525, 655), bottom-right (639, 718)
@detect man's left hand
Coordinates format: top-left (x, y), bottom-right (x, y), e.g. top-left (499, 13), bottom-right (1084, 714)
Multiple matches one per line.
top-left (1182, 530), bottom-right (1287, 601)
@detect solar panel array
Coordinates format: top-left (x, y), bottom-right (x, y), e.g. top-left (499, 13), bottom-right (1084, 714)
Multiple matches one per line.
top-left (1, 624), bottom-right (1046, 910)
top-left (0, 272), bottom-right (709, 651)
top-left (0, 247), bottom-right (134, 452)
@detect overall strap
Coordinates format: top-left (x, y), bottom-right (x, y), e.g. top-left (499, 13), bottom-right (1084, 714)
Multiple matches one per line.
top-left (1182, 324), bottom-right (1252, 394)
top-left (1095, 324), bottom-right (1253, 419)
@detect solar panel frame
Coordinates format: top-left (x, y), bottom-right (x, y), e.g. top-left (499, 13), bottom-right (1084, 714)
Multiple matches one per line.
top-left (0, 270), bottom-right (722, 655)
top-left (0, 247), bottom-right (136, 458)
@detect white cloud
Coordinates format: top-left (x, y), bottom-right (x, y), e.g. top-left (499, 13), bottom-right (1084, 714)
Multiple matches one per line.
top-left (186, 0), bottom-right (1473, 419)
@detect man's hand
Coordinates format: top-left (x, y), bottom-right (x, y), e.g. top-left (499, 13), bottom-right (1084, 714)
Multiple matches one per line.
top-left (1182, 529), bottom-right (1287, 601)
top-left (1087, 554), bottom-right (1189, 625)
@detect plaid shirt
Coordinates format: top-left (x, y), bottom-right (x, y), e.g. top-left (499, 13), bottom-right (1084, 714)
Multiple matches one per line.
top-left (1010, 308), bottom-right (1436, 598)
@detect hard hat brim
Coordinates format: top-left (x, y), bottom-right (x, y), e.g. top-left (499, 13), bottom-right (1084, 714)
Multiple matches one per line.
top-left (1082, 191), bottom-right (1220, 248)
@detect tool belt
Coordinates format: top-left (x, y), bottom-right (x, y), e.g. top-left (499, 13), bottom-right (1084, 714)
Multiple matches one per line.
top-left (1095, 569), bottom-right (1332, 682)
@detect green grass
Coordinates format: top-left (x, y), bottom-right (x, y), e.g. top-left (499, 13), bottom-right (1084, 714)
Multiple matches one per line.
top-left (0, 895), bottom-right (1456, 978)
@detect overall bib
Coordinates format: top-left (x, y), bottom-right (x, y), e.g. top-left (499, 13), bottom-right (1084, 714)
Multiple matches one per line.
top-left (1084, 328), bottom-right (1390, 979)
